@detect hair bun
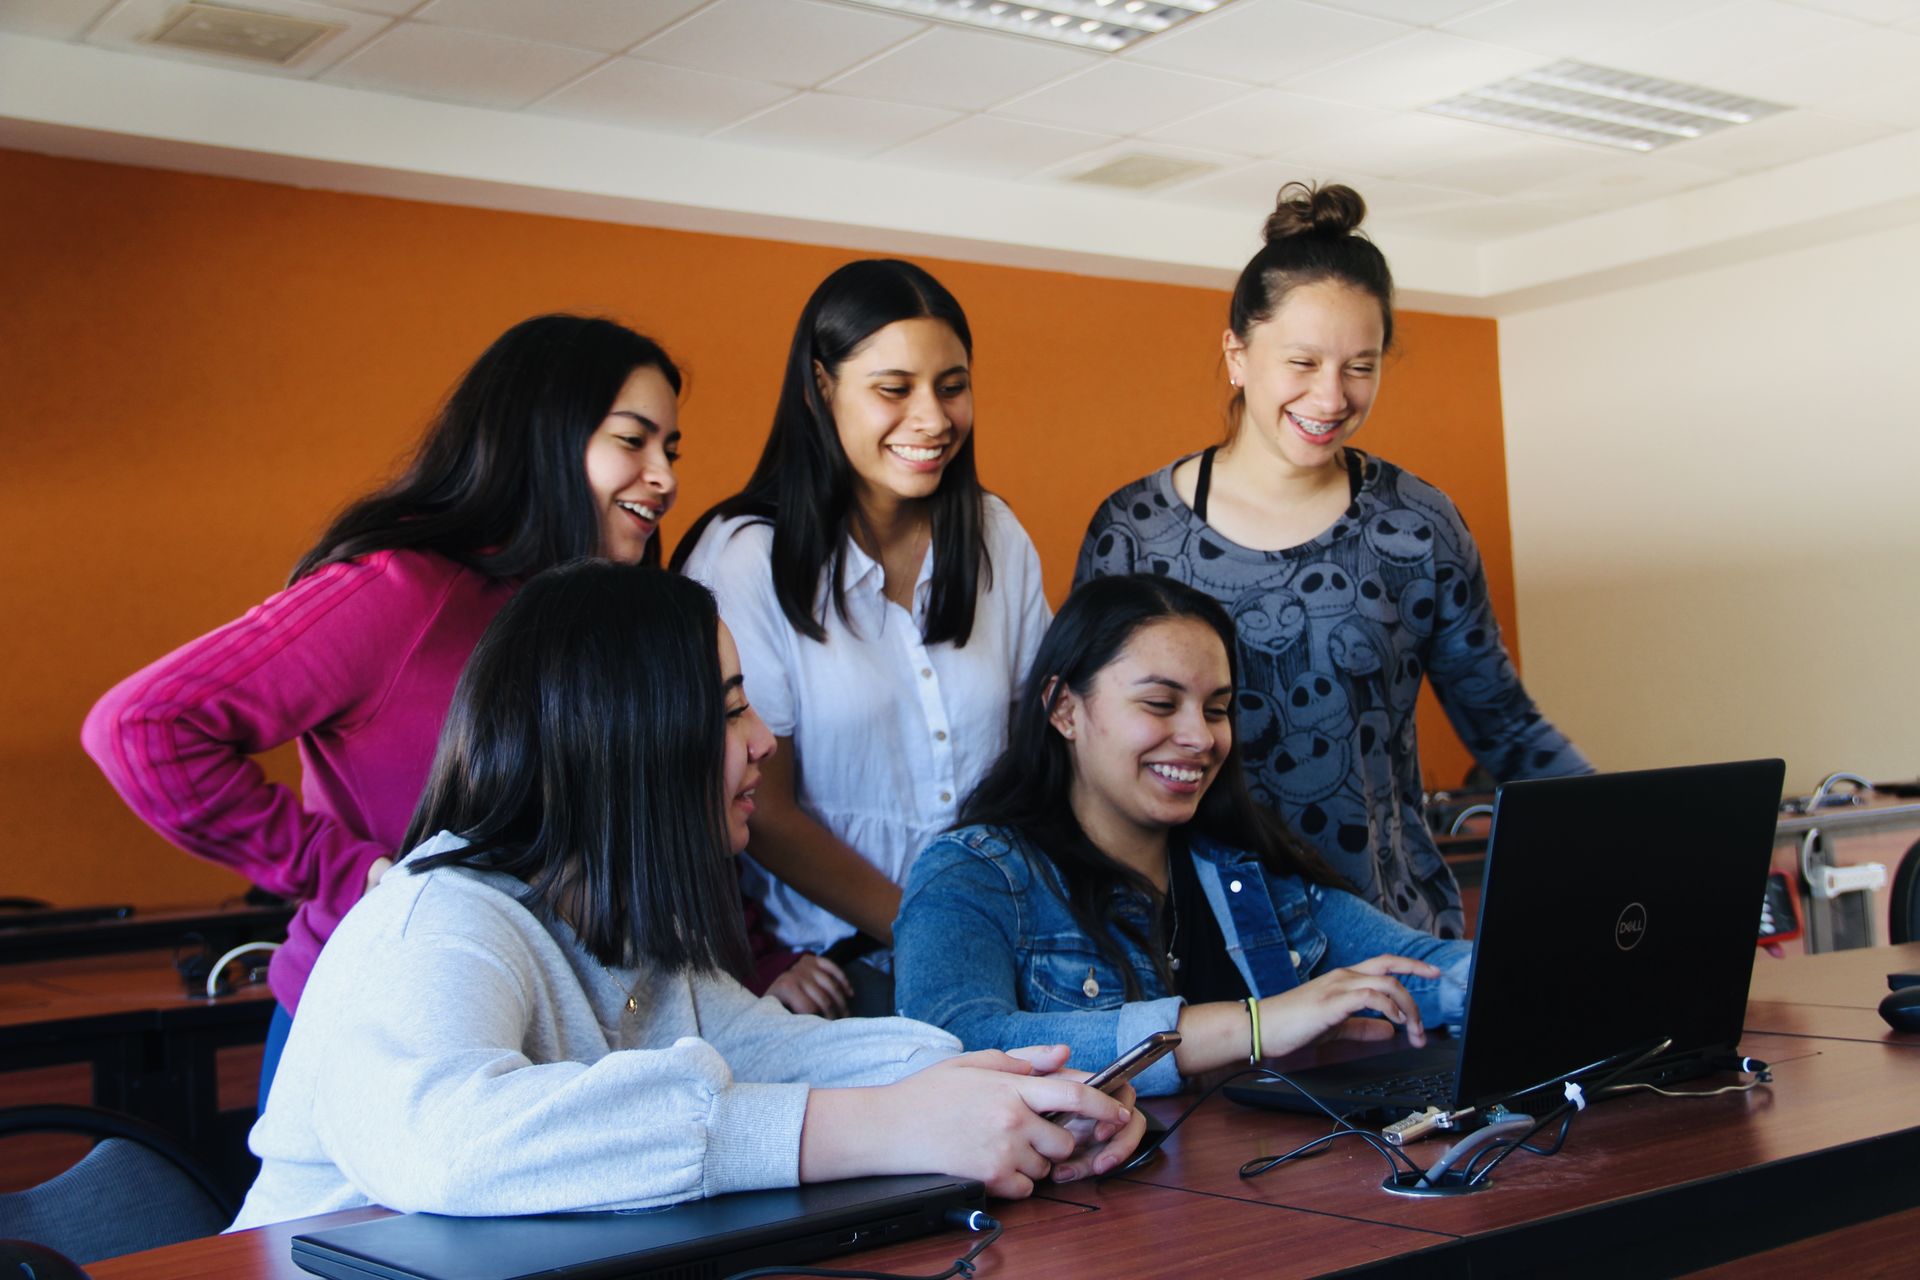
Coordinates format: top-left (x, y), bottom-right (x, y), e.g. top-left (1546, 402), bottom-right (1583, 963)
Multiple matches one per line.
top-left (1262, 181), bottom-right (1367, 243)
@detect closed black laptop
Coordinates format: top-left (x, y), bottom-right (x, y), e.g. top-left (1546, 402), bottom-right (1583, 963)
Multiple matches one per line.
top-left (1228, 759), bottom-right (1786, 1119)
top-left (290, 1174), bottom-right (985, 1280)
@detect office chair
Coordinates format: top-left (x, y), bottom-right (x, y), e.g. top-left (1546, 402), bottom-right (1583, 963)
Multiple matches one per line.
top-left (1891, 839), bottom-right (1920, 946)
top-left (0, 1105), bottom-right (235, 1264)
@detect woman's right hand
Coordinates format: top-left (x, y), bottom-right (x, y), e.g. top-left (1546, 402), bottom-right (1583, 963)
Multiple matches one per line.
top-left (799, 1045), bottom-right (1133, 1198)
top-left (1259, 954), bottom-right (1441, 1058)
top-left (767, 953), bottom-right (854, 1018)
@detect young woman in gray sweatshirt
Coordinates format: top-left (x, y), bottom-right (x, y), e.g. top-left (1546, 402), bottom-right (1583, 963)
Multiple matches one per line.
top-left (231, 564), bottom-right (1141, 1229)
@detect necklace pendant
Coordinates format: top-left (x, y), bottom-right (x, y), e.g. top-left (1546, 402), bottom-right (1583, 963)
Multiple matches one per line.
top-left (625, 995), bottom-right (638, 1014)
top-left (1168, 955), bottom-right (1181, 972)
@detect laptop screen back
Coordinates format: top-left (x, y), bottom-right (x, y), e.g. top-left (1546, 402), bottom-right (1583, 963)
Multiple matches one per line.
top-left (1453, 759), bottom-right (1785, 1109)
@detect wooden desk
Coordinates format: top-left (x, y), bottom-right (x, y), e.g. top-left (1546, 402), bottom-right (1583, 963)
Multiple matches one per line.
top-left (0, 947), bottom-right (274, 1197)
top-left (73, 948), bottom-right (1920, 1279)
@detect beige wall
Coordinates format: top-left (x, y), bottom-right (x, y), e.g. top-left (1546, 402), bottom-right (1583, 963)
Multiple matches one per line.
top-left (1498, 220), bottom-right (1920, 794)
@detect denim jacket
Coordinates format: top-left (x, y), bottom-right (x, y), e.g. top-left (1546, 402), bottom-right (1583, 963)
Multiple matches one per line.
top-left (894, 824), bottom-right (1471, 1097)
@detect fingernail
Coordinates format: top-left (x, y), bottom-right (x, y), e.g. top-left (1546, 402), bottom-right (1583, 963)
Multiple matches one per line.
top-left (1055, 1167), bottom-right (1078, 1183)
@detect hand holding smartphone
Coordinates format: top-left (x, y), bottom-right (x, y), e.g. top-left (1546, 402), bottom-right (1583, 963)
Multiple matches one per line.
top-left (1045, 1031), bottom-right (1181, 1145)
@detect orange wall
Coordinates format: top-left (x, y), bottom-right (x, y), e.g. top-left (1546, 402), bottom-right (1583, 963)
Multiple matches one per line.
top-left (0, 146), bottom-right (1515, 909)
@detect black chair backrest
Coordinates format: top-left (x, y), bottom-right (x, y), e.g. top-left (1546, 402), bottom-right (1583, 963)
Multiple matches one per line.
top-left (0, 1106), bottom-right (235, 1265)
top-left (1891, 839), bottom-right (1920, 946)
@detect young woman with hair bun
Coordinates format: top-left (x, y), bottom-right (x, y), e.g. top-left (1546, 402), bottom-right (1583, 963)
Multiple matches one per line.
top-left (1075, 183), bottom-right (1588, 940)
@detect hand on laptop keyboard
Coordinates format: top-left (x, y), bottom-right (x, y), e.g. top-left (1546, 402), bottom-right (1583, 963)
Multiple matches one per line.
top-left (1260, 954), bottom-right (1441, 1059)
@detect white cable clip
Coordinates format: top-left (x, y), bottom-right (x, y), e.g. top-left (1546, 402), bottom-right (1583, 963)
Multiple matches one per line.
top-left (1563, 1081), bottom-right (1586, 1111)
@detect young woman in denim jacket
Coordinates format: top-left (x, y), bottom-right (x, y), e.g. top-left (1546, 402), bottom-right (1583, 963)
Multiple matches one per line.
top-left (895, 574), bottom-right (1470, 1097)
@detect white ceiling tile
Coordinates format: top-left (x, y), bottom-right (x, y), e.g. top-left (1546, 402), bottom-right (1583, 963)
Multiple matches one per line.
top-left (1161, 158), bottom-right (1316, 215)
top-left (1405, 135), bottom-right (1614, 196)
top-left (0, 0), bottom-right (113, 41)
top-left (993, 61), bottom-right (1247, 135)
top-left (1281, 30), bottom-right (1541, 109)
top-left (1281, 110), bottom-right (1523, 178)
top-left (1305, 0), bottom-right (1495, 23)
top-left (1166, 159), bottom-right (1469, 217)
top-left (1503, 153), bottom-right (1729, 212)
top-left (633, 0), bottom-right (925, 88)
top-left (1030, 137), bottom-right (1248, 191)
top-left (325, 23), bottom-right (605, 109)
top-left (412, 0), bottom-right (703, 52)
top-left (1319, 174), bottom-right (1479, 216)
top-left (1143, 90), bottom-right (1385, 158)
top-left (1441, 0), bottom-right (1738, 58)
top-left (1123, 0), bottom-right (1408, 85)
top-left (1820, 74), bottom-right (1920, 127)
top-left (532, 57), bottom-right (793, 134)
top-left (713, 91), bottom-right (958, 157)
top-left (1785, 0), bottom-right (1920, 22)
top-left (1704, 28), bottom-right (1920, 109)
top-left (1379, 197), bottom-right (1579, 240)
top-left (1586, 1), bottom-right (1872, 90)
top-left (1660, 110), bottom-right (1897, 174)
top-left (322, 0), bottom-right (418, 13)
top-left (822, 26), bottom-right (1098, 112)
top-left (879, 114), bottom-right (1116, 179)
top-left (86, 0), bottom-right (395, 76)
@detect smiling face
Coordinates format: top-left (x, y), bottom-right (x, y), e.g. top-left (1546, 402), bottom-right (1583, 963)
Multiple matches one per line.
top-left (1050, 617), bottom-right (1235, 864)
top-left (1223, 279), bottom-right (1385, 476)
top-left (818, 316), bottom-right (973, 514)
top-left (583, 364), bottom-right (681, 564)
top-left (717, 622), bottom-right (776, 856)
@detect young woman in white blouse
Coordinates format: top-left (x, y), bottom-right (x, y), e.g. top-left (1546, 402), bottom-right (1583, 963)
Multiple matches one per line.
top-left (675, 259), bottom-right (1051, 1017)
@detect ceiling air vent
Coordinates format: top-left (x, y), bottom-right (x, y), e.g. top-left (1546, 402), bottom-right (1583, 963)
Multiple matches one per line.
top-left (1066, 152), bottom-right (1216, 191)
top-left (147, 2), bottom-right (345, 66)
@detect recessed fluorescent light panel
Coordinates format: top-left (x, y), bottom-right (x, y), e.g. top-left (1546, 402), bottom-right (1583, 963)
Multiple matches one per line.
top-left (835, 0), bottom-right (1229, 53)
top-left (1428, 61), bottom-right (1788, 153)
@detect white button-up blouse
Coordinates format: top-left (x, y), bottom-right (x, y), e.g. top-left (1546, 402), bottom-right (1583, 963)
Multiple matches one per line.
top-left (681, 496), bottom-right (1052, 955)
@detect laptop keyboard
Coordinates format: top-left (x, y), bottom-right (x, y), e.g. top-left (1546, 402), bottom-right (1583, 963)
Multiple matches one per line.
top-left (1343, 1068), bottom-right (1458, 1107)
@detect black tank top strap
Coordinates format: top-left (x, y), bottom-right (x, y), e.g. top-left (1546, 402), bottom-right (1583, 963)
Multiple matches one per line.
top-left (1344, 448), bottom-right (1363, 501)
top-left (1193, 446), bottom-right (1217, 521)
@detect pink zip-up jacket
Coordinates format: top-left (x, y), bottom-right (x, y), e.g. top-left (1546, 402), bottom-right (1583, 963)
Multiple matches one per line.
top-left (82, 549), bottom-right (517, 1013)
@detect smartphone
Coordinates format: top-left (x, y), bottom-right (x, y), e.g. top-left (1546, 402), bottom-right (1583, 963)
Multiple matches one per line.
top-left (1083, 1031), bottom-right (1182, 1095)
top-left (1044, 1031), bottom-right (1182, 1137)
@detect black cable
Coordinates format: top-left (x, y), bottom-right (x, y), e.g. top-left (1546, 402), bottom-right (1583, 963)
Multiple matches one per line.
top-left (1239, 1124), bottom-right (1393, 1179)
top-left (722, 1212), bottom-right (1002, 1280)
top-left (1465, 1036), bottom-right (1674, 1187)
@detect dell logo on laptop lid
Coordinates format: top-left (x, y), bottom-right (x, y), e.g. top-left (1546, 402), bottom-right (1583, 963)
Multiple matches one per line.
top-left (1616, 902), bottom-right (1648, 950)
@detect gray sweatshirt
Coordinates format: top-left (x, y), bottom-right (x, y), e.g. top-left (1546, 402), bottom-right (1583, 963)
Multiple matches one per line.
top-left (231, 833), bottom-right (959, 1229)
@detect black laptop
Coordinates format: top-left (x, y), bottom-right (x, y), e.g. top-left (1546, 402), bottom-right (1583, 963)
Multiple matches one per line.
top-left (291, 1174), bottom-right (985, 1280)
top-left (1227, 759), bottom-right (1786, 1120)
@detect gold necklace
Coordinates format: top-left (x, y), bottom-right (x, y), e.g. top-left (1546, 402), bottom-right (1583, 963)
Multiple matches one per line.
top-left (1163, 855), bottom-right (1181, 974)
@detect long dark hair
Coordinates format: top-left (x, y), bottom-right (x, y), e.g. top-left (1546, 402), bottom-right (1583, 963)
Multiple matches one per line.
top-left (292, 315), bottom-right (682, 584)
top-left (669, 259), bottom-right (989, 646)
top-left (959, 574), bottom-right (1342, 998)
top-left (1226, 182), bottom-right (1394, 432)
top-left (402, 561), bottom-right (748, 977)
